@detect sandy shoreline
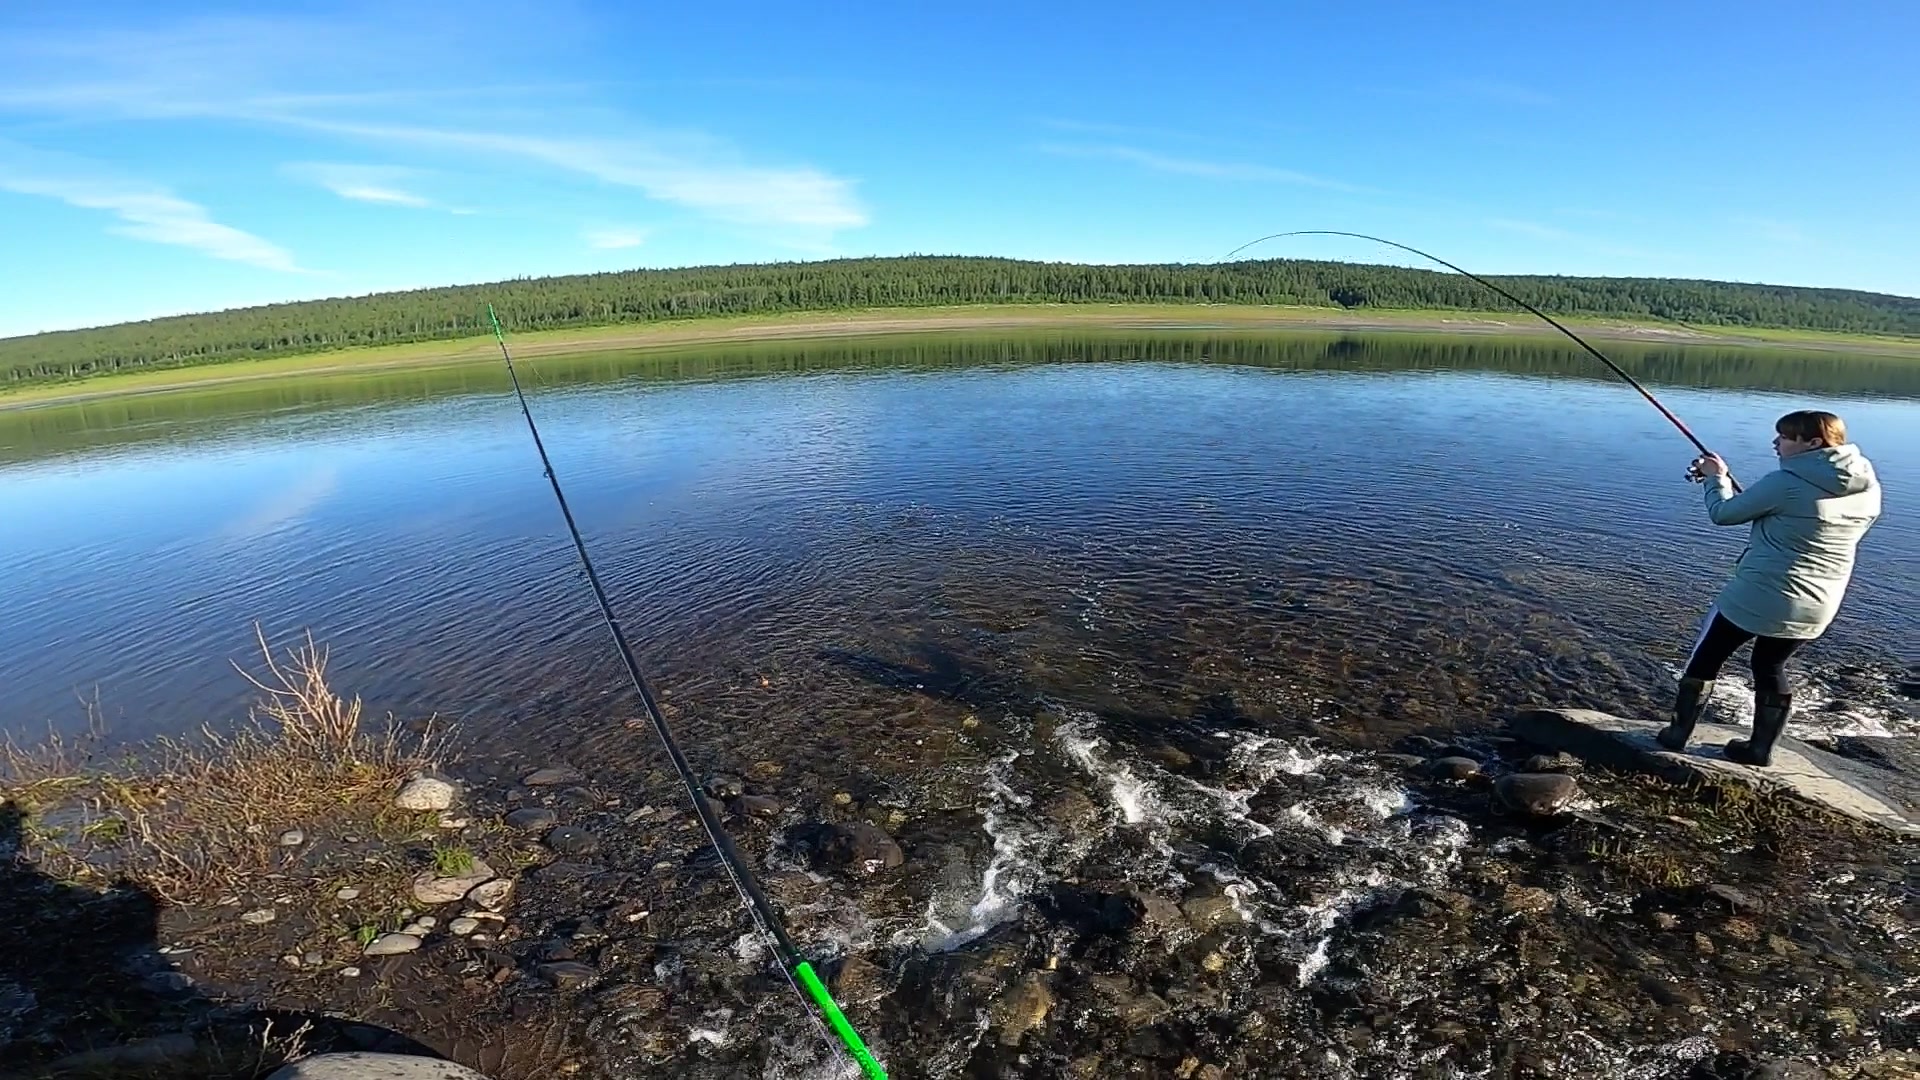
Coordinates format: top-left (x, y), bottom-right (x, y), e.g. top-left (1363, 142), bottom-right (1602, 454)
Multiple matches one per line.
top-left (4, 304), bottom-right (1917, 412)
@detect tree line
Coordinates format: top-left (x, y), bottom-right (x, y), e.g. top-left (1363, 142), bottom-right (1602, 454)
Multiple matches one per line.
top-left (5, 255), bottom-right (1917, 387)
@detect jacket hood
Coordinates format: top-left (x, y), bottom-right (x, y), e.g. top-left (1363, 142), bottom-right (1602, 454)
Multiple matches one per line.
top-left (1782, 443), bottom-right (1877, 495)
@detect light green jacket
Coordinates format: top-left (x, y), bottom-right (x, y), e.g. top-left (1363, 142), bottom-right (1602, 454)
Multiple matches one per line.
top-left (1703, 443), bottom-right (1882, 639)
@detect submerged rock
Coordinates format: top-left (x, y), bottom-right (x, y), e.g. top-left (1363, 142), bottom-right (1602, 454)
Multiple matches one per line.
top-left (394, 776), bottom-right (455, 812)
top-left (1493, 773), bottom-right (1579, 816)
top-left (781, 821), bottom-right (905, 874)
top-left (989, 971), bottom-right (1054, 1046)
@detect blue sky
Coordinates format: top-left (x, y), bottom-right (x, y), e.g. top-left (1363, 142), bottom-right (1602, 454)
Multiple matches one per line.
top-left (1, 0), bottom-right (1915, 338)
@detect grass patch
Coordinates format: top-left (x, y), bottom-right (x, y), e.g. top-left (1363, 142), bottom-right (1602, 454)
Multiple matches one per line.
top-left (430, 842), bottom-right (476, 877)
top-left (1, 626), bottom-right (444, 906)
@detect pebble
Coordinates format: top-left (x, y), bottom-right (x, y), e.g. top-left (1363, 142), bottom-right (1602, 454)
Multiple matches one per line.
top-left (832, 792), bottom-right (854, 806)
top-left (1651, 912), bottom-right (1681, 930)
top-left (363, 933), bottom-right (423, 957)
top-left (282, 954), bottom-right (303, 969)
top-left (303, 951), bottom-right (324, 967)
top-left (1430, 756), bottom-right (1482, 780)
top-left (393, 776), bottom-right (455, 812)
top-left (460, 909), bottom-right (507, 923)
top-left (545, 826), bottom-right (602, 856)
top-left (412, 859), bottom-right (496, 905)
top-left (340, 967), bottom-right (362, 978)
top-left (279, 829), bottom-right (306, 846)
top-left (335, 888), bottom-right (361, 901)
top-left (1493, 773), bottom-right (1580, 816)
top-left (240, 908), bottom-right (277, 925)
top-left (449, 918), bottom-right (481, 936)
top-left (523, 766), bottom-right (585, 786)
top-left (504, 807), bottom-right (559, 832)
top-left (536, 961), bottom-right (600, 990)
top-left (734, 795), bottom-right (782, 817)
top-left (468, 879), bottom-right (512, 912)
top-left (703, 774), bottom-right (747, 799)
top-left (437, 815), bottom-right (471, 830)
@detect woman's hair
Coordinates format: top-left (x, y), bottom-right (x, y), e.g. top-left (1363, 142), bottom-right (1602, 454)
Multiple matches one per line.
top-left (1776, 409), bottom-right (1847, 446)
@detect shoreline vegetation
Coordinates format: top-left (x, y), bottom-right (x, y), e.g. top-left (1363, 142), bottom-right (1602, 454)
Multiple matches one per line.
top-left (5, 301), bottom-right (1920, 411)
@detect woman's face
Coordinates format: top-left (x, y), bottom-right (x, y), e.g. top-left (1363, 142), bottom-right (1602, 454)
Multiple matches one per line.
top-left (1773, 431), bottom-right (1824, 459)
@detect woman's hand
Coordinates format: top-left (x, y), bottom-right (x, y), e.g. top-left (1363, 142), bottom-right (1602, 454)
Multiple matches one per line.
top-left (1689, 453), bottom-right (1729, 481)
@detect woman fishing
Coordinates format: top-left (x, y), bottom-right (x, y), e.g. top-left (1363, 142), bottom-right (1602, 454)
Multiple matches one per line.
top-left (1658, 409), bottom-right (1884, 765)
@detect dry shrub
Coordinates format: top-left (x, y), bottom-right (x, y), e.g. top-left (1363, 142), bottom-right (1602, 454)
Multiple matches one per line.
top-left (2, 626), bottom-right (443, 905)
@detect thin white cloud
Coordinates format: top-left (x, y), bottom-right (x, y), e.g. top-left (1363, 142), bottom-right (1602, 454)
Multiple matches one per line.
top-left (0, 142), bottom-right (302, 272)
top-left (1037, 142), bottom-right (1360, 192)
top-left (283, 162), bottom-right (437, 208)
top-left (584, 226), bottom-right (648, 250)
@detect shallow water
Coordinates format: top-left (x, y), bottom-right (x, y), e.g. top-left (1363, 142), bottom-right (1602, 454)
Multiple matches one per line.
top-left (2, 330), bottom-right (1916, 1075)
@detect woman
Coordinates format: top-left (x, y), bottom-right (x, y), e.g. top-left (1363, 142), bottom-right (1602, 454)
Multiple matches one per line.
top-left (1657, 409), bottom-right (1882, 765)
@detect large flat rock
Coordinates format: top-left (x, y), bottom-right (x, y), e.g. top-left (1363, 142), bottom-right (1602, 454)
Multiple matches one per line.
top-left (1510, 708), bottom-right (1920, 836)
top-left (267, 1053), bottom-right (493, 1080)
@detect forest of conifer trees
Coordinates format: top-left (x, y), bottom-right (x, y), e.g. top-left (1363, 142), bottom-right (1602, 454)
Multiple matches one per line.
top-left (4, 255), bottom-right (1917, 387)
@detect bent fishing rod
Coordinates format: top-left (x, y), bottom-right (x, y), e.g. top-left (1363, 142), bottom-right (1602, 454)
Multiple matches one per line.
top-left (485, 304), bottom-right (890, 1080)
top-left (1222, 230), bottom-right (1740, 491)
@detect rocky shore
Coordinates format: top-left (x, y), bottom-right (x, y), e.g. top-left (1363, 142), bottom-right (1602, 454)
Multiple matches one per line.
top-left (4, 695), bottom-right (1917, 1079)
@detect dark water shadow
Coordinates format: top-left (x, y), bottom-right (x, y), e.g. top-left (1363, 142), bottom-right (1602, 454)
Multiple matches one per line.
top-left (0, 799), bottom-right (442, 1079)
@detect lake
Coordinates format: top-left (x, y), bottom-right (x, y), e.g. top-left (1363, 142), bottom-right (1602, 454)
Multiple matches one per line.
top-left (4, 328), bottom-right (1917, 1077)
top-left (2, 330), bottom-right (1913, 753)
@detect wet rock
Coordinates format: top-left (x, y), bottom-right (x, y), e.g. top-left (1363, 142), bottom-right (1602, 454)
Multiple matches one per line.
top-left (1089, 974), bottom-right (1171, 1025)
top-left (1707, 883), bottom-right (1764, 914)
top-left (364, 933), bottom-right (422, 957)
top-left (449, 917), bottom-right (481, 936)
top-left (537, 961), bottom-right (599, 990)
top-left (468, 878), bottom-right (512, 911)
top-left (703, 774), bottom-right (746, 799)
top-left (781, 821), bottom-right (905, 874)
top-left (545, 825), bottom-right (601, 856)
top-left (831, 954), bottom-right (889, 1004)
top-left (412, 859), bottom-right (495, 905)
top-left (1378, 753), bottom-right (1429, 770)
top-left (394, 776), bottom-right (455, 812)
top-left (279, 829), bottom-right (306, 846)
top-left (1522, 752), bottom-right (1583, 774)
top-left (504, 807), bottom-right (558, 832)
top-left (1494, 773), bottom-right (1579, 816)
top-left (1146, 744), bottom-right (1194, 770)
top-left (989, 971), bottom-right (1054, 1046)
top-left (1180, 892), bottom-right (1243, 932)
top-left (240, 908), bottom-right (276, 925)
top-left (266, 1052), bottom-right (493, 1080)
top-left (1040, 883), bottom-right (1183, 939)
top-left (1500, 885), bottom-right (1554, 916)
top-left (523, 765), bottom-right (585, 786)
top-left (734, 794), bottom-right (782, 817)
top-left (1042, 788), bottom-right (1102, 832)
top-left (1430, 756), bottom-right (1481, 781)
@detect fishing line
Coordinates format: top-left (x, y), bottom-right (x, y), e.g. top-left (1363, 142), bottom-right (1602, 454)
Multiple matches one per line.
top-left (485, 304), bottom-right (890, 1080)
top-left (1222, 230), bottom-right (1740, 490)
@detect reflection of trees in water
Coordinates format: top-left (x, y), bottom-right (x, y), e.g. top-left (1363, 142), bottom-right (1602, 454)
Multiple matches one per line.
top-left (7, 332), bottom-right (1917, 466)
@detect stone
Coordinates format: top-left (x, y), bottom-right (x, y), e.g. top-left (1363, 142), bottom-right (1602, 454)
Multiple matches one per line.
top-left (782, 821), bottom-right (905, 874)
top-left (1089, 975), bottom-right (1171, 1026)
top-left (523, 765), bottom-right (586, 786)
top-left (545, 826), bottom-right (601, 856)
top-left (1522, 752), bottom-right (1583, 774)
top-left (335, 887), bottom-right (361, 901)
top-left (1146, 744), bottom-right (1194, 769)
top-left (504, 807), bottom-right (558, 832)
top-left (394, 776), bottom-right (456, 812)
top-left (989, 972), bottom-right (1054, 1046)
top-left (1651, 912), bottom-right (1681, 930)
top-left (303, 951), bottom-right (324, 967)
top-left (703, 774), bottom-right (746, 799)
top-left (1509, 707), bottom-right (1920, 835)
top-left (449, 917), bottom-right (481, 936)
top-left (536, 961), bottom-right (600, 990)
top-left (1430, 756), bottom-right (1481, 780)
top-left (412, 859), bottom-right (495, 905)
top-left (1707, 883), bottom-right (1764, 914)
top-left (1494, 773), bottom-right (1580, 816)
top-left (266, 1052), bottom-right (495, 1079)
top-left (1378, 753), bottom-right (1429, 769)
top-left (1180, 893), bottom-right (1242, 932)
top-left (340, 967), bottom-right (361, 977)
top-left (363, 933), bottom-right (422, 957)
top-left (468, 879), bottom-right (512, 912)
top-left (734, 795), bottom-right (782, 817)
top-left (280, 829), bottom-right (306, 846)
top-left (830, 954), bottom-right (888, 1004)
top-left (240, 908), bottom-right (277, 925)
top-left (1500, 885), bottom-right (1554, 916)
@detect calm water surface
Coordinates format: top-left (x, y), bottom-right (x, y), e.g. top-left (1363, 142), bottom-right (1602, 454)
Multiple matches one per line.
top-left (5, 330), bottom-right (1918, 1077)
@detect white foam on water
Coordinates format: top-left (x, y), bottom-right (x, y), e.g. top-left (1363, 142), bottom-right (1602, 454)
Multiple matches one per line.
top-left (688, 1028), bottom-right (729, 1046)
top-left (1665, 664), bottom-right (1918, 738)
top-left (910, 749), bottom-right (1053, 952)
top-left (1055, 717), bottom-right (1166, 826)
top-left (1296, 935), bottom-right (1332, 987)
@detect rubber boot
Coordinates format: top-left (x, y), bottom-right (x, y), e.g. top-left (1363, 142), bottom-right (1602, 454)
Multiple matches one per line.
top-left (1724, 691), bottom-right (1791, 767)
top-left (1656, 677), bottom-right (1713, 751)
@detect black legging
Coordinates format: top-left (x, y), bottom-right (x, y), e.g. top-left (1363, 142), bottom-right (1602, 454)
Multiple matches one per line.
top-left (1682, 607), bottom-right (1809, 696)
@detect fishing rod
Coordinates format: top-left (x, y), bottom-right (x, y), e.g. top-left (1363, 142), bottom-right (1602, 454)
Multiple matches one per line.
top-left (1221, 230), bottom-right (1740, 490)
top-left (485, 304), bottom-right (889, 1080)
